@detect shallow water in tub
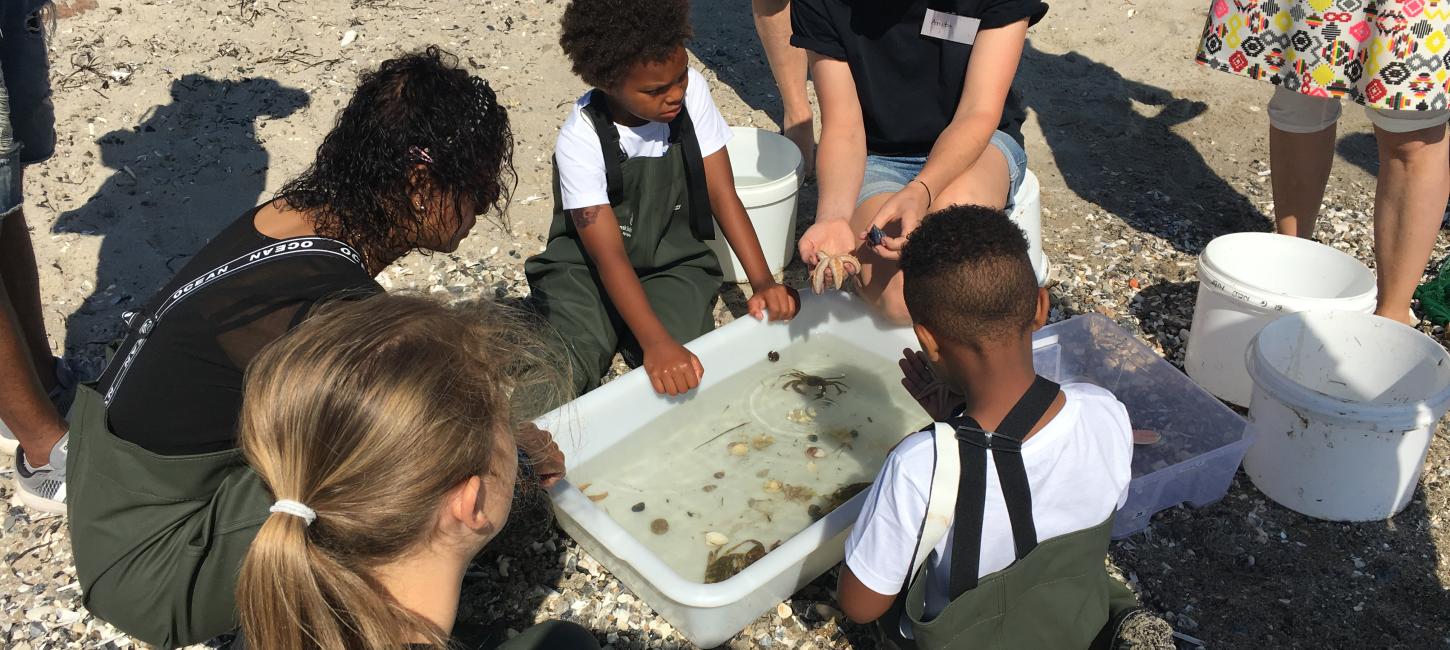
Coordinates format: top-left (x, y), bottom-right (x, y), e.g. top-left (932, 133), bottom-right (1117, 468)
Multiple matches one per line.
top-left (568, 334), bottom-right (930, 583)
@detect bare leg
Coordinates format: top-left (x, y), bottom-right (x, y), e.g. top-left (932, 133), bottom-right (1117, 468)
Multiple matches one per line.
top-left (1269, 124), bottom-right (1336, 239)
top-left (852, 147), bottom-right (1011, 326)
top-left (752, 0), bottom-right (815, 178)
top-left (0, 207), bottom-right (64, 465)
top-left (1372, 124), bottom-right (1448, 325)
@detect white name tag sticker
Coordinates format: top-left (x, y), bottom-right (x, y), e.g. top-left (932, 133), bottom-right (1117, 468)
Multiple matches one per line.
top-left (921, 9), bottom-right (981, 45)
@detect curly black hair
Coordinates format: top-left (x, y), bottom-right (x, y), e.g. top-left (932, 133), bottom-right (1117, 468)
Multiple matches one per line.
top-left (559, 0), bottom-right (693, 90)
top-left (900, 205), bottom-right (1039, 344)
top-left (278, 47), bottom-right (515, 269)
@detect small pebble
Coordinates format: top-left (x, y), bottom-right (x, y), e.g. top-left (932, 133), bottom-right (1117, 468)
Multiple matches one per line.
top-left (651, 519), bottom-right (669, 534)
top-left (776, 603), bottom-right (793, 619)
top-left (768, 351), bottom-right (780, 362)
top-left (631, 502), bottom-right (645, 512)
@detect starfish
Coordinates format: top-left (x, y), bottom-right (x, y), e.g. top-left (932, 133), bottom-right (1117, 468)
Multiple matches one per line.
top-left (811, 251), bottom-right (860, 294)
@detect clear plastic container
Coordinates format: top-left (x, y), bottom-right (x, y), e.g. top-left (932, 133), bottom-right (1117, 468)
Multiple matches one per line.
top-left (1034, 314), bottom-right (1251, 538)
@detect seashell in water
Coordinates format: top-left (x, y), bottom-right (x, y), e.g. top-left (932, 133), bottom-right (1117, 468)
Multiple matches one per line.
top-left (764, 479), bottom-right (783, 493)
top-left (805, 446), bottom-right (827, 459)
top-left (728, 442), bottom-right (749, 456)
top-left (752, 434), bottom-right (776, 450)
top-left (587, 492), bottom-right (608, 502)
top-left (706, 532), bottom-right (729, 547)
top-left (651, 519), bottom-right (669, 534)
top-left (1132, 429), bottom-right (1162, 445)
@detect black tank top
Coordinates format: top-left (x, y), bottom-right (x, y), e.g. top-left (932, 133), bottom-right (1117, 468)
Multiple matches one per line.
top-left (97, 206), bottom-right (379, 455)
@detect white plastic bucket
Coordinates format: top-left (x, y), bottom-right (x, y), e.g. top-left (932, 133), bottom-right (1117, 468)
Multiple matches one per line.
top-left (1012, 169), bottom-right (1050, 286)
top-left (708, 127), bottom-right (802, 283)
top-left (1185, 232), bottom-right (1377, 407)
top-left (1243, 311), bottom-right (1450, 520)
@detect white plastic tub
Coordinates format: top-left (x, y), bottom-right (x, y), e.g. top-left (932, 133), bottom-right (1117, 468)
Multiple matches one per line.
top-left (1243, 311), bottom-right (1450, 520)
top-left (542, 293), bottom-right (915, 647)
top-left (707, 127), bottom-right (803, 283)
top-left (1184, 232), bottom-right (1377, 407)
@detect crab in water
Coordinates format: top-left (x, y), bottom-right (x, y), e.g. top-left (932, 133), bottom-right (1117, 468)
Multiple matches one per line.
top-left (811, 251), bottom-right (860, 294)
top-left (704, 539), bottom-right (772, 584)
top-left (781, 370), bottom-right (848, 401)
top-left (808, 482), bottom-right (872, 521)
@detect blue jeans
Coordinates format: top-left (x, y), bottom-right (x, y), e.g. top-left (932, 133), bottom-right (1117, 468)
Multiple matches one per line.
top-left (0, 1), bottom-right (54, 220)
top-left (858, 130), bottom-right (1028, 213)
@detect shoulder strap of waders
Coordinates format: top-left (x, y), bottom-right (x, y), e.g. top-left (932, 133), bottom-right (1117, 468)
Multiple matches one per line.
top-left (581, 90), bottom-right (626, 208)
top-left (945, 375), bottom-right (1060, 599)
top-left (99, 236), bottom-right (365, 407)
top-left (668, 106), bottom-right (717, 241)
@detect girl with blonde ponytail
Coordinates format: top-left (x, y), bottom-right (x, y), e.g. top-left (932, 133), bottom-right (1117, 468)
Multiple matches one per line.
top-left (235, 294), bottom-right (598, 650)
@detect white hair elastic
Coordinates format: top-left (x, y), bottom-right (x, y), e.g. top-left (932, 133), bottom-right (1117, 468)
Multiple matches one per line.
top-left (269, 499), bottom-right (317, 526)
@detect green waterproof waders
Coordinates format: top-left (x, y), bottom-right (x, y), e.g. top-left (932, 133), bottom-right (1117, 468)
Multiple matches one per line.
top-left (67, 238), bottom-right (365, 649)
top-left (881, 377), bottom-right (1141, 650)
top-left (525, 91), bottom-right (723, 395)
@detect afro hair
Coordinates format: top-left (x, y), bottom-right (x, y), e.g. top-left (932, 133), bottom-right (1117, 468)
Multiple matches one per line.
top-left (900, 205), bottom-right (1039, 345)
top-left (559, 0), bottom-right (693, 90)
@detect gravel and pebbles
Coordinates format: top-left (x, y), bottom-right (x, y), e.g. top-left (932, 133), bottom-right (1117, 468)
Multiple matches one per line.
top-left (5, 1), bottom-right (1450, 649)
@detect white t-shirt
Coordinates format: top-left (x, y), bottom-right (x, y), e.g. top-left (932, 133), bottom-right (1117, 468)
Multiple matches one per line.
top-left (555, 68), bottom-right (733, 211)
top-left (844, 382), bottom-right (1134, 623)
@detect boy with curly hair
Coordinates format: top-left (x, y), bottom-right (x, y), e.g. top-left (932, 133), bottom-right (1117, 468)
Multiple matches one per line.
top-left (838, 205), bottom-right (1139, 648)
top-left (527, 0), bottom-right (799, 397)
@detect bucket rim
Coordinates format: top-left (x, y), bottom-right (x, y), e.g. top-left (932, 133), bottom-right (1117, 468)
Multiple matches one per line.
top-left (726, 126), bottom-right (803, 198)
top-left (1198, 233), bottom-right (1378, 311)
top-left (1245, 310), bottom-right (1450, 429)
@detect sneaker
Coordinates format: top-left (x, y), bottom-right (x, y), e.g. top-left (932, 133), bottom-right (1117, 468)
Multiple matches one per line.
top-left (14, 432), bottom-right (67, 514)
top-left (0, 357), bottom-right (79, 456)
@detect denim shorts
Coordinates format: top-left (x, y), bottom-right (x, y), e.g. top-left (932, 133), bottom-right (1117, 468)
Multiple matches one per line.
top-left (0, 1), bottom-right (55, 220)
top-left (859, 130), bottom-right (1029, 213)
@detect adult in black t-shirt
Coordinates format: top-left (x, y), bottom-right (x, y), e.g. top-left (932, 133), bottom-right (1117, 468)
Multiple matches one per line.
top-left (791, 0), bottom-right (1047, 325)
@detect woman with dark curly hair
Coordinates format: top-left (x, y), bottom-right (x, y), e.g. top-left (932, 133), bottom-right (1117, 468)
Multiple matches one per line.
top-left (528, 0), bottom-right (799, 398)
top-left (65, 48), bottom-right (565, 648)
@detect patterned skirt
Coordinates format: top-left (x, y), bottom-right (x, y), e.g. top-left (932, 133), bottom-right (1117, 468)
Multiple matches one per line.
top-left (1197, 0), bottom-right (1450, 111)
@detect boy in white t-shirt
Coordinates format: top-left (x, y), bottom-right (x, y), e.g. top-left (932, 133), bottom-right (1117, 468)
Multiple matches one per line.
top-left (837, 205), bottom-right (1137, 646)
top-left (526, 0), bottom-right (799, 398)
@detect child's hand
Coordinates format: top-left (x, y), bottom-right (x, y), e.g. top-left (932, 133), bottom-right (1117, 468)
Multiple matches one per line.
top-left (516, 422), bottom-right (566, 488)
top-left (748, 282), bottom-right (800, 322)
top-left (899, 348), bottom-right (963, 421)
top-left (644, 340), bottom-right (704, 396)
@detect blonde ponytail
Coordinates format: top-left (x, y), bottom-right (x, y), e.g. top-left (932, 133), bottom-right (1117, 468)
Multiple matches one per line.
top-left (236, 294), bottom-right (565, 650)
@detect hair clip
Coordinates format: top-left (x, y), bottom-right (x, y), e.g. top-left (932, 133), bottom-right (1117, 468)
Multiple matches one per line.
top-left (408, 146), bottom-right (435, 165)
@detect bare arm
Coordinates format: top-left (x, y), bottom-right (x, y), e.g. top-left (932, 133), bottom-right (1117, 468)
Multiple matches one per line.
top-left (705, 147), bottom-right (774, 287)
top-left (572, 204), bottom-right (702, 395)
top-left (912, 19), bottom-right (1028, 198)
top-left (704, 147), bottom-right (800, 321)
top-left (810, 53), bottom-right (868, 225)
top-left (796, 53), bottom-right (867, 273)
top-left (838, 566), bottom-right (897, 624)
